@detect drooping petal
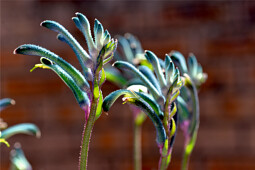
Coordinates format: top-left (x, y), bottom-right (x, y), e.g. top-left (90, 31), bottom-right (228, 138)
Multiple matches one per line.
top-left (0, 98), bottom-right (15, 112)
top-left (57, 34), bottom-right (93, 80)
top-left (38, 57), bottom-right (90, 108)
top-left (41, 20), bottom-right (92, 66)
top-left (74, 13), bottom-right (96, 55)
top-left (14, 44), bottom-right (90, 92)
top-left (1, 123), bottom-right (41, 140)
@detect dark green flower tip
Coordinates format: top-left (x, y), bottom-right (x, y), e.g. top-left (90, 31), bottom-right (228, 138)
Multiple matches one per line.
top-left (0, 98), bottom-right (15, 111)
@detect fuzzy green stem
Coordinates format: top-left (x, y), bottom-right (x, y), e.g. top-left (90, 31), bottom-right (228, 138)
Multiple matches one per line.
top-left (159, 154), bottom-right (171, 170)
top-left (158, 139), bottom-right (172, 170)
top-left (133, 112), bottom-right (146, 170)
top-left (182, 149), bottom-right (189, 170)
top-left (79, 99), bottom-right (97, 170)
top-left (181, 75), bottom-right (199, 170)
top-left (134, 122), bottom-right (142, 170)
top-left (181, 130), bottom-right (198, 170)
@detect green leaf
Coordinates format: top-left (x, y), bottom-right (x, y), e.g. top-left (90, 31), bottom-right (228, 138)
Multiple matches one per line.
top-left (169, 102), bottom-right (177, 119)
top-left (170, 90), bottom-right (180, 103)
top-left (113, 61), bottom-right (163, 102)
top-left (145, 51), bottom-right (167, 87)
top-left (14, 44), bottom-right (90, 92)
top-left (95, 48), bottom-right (104, 77)
top-left (0, 98), bottom-right (15, 111)
top-left (93, 79), bottom-right (100, 100)
top-left (95, 90), bottom-right (103, 120)
top-left (99, 68), bottom-right (106, 87)
top-left (1, 123), bottom-right (41, 140)
top-left (169, 118), bottom-right (176, 138)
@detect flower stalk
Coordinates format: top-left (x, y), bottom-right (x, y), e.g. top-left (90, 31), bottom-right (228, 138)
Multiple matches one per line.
top-left (14, 13), bottom-right (117, 170)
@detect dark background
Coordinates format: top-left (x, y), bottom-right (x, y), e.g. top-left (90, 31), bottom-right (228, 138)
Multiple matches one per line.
top-left (1, 1), bottom-right (255, 170)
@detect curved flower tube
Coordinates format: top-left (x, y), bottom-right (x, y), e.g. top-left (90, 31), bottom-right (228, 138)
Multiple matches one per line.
top-left (103, 50), bottom-right (183, 169)
top-left (10, 143), bottom-right (32, 170)
top-left (169, 51), bottom-right (207, 170)
top-left (104, 34), bottom-right (149, 170)
top-left (14, 13), bottom-right (117, 170)
top-left (1, 123), bottom-right (41, 140)
top-left (0, 98), bottom-right (15, 112)
top-left (0, 98), bottom-right (41, 169)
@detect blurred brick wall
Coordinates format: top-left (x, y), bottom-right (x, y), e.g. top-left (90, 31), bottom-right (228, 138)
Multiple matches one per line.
top-left (1, 1), bottom-right (255, 170)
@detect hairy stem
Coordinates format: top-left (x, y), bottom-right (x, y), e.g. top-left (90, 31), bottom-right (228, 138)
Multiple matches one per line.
top-left (159, 154), bottom-right (171, 170)
top-left (134, 121), bottom-right (142, 170)
top-left (79, 99), bottom-right (97, 170)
